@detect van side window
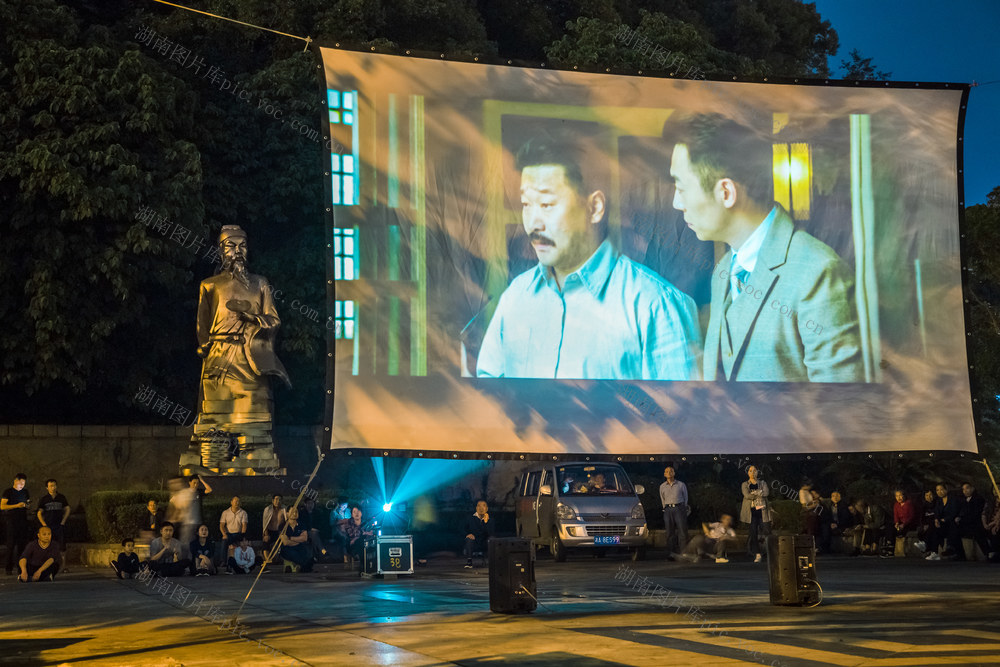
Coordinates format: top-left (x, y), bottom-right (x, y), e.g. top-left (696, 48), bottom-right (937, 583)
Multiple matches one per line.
top-left (523, 471), bottom-right (541, 496)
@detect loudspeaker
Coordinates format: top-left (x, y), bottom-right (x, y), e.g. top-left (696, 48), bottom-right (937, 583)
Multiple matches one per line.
top-left (766, 535), bottom-right (819, 606)
top-left (489, 537), bottom-right (536, 613)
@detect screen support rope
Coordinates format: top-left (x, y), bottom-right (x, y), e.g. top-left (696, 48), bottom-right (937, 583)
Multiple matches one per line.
top-left (230, 449), bottom-right (326, 626)
top-left (149, 0), bottom-right (313, 51)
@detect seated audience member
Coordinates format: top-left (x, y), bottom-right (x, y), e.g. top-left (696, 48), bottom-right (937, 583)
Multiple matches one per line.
top-left (262, 495), bottom-right (287, 562)
top-left (279, 507), bottom-right (312, 573)
top-left (819, 490), bottom-right (852, 553)
top-left (862, 499), bottom-right (889, 555)
top-left (228, 536), bottom-right (256, 574)
top-left (299, 497), bottom-right (328, 561)
top-left (146, 522), bottom-right (191, 577)
top-left (681, 514), bottom-right (738, 563)
top-left (18, 526), bottom-right (61, 582)
top-left (927, 484), bottom-right (960, 560)
top-left (957, 483), bottom-right (991, 561)
top-left (141, 499), bottom-right (164, 540)
top-left (189, 524), bottom-right (217, 576)
top-left (219, 496), bottom-right (248, 571)
top-left (914, 490), bottom-right (938, 552)
top-left (343, 505), bottom-right (374, 564)
top-left (463, 500), bottom-right (496, 568)
top-left (111, 538), bottom-right (141, 579)
top-left (844, 500), bottom-right (885, 555)
top-left (329, 498), bottom-right (351, 562)
top-left (892, 490), bottom-right (919, 540)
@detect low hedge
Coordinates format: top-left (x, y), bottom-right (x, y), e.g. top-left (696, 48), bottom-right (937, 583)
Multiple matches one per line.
top-left (85, 491), bottom-right (170, 543)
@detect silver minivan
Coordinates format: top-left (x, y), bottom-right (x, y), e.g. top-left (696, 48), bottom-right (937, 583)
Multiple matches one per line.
top-left (515, 462), bottom-right (647, 561)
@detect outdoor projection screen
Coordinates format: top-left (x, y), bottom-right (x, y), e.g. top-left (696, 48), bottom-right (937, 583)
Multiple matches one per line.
top-left (321, 47), bottom-right (975, 457)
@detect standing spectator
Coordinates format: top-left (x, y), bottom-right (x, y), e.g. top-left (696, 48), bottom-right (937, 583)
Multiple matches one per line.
top-left (229, 536), bottom-right (256, 574)
top-left (329, 498), bottom-right (351, 562)
top-left (740, 466), bottom-right (771, 563)
top-left (36, 479), bottom-right (71, 556)
top-left (659, 466), bottom-right (688, 559)
top-left (344, 505), bottom-right (374, 564)
top-left (189, 524), bottom-right (217, 576)
top-left (111, 538), bottom-right (141, 579)
top-left (279, 507), bottom-right (313, 573)
top-left (957, 483), bottom-right (991, 561)
top-left (819, 490), bottom-right (852, 553)
top-left (298, 497), bottom-right (328, 561)
top-left (681, 514), bottom-right (738, 563)
top-left (140, 499), bottom-right (164, 539)
top-left (927, 484), bottom-right (960, 560)
top-left (219, 496), bottom-right (248, 572)
top-left (146, 522), bottom-right (191, 577)
top-left (165, 477), bottom-right (189, 550)
top-left (183, 475), bottom-right (213, 555)
top-left (891, 490), bottom-right (919, 541)
top-left (2, 473), bottom-right (30, 576)
top-left (18, 526), bottom-right (61, 582)
top-left (262, 495), bottom-right (287, 562)
top-left (914, 490), bottom-right (938, 553)
top-left (463, 499), bottom-right (495, 568)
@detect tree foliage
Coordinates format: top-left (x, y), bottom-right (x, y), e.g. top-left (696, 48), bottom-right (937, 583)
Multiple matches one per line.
top-left (839, 48), bottom-right (892, 81)
top-left (0, 0), bottom-right (901, 425)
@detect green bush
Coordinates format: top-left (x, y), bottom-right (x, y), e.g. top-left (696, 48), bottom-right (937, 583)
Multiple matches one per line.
top-left (85, 491), bottom-right (169, 543)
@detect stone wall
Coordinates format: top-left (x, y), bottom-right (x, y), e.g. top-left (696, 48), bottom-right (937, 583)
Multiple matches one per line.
top-left (0, 424), bottom-right (326, 509)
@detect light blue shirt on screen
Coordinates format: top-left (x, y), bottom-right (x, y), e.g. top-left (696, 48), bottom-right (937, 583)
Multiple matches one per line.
top-left (476, 240), bottom-right (702, 380)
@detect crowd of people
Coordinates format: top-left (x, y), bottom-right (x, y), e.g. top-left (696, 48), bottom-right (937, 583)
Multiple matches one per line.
top-left (658, 467), bottom-right (1000, 564)
top-left (2, 473), bottom-right (73, 581)
top-left (109, 488), bottom-right (378, 578)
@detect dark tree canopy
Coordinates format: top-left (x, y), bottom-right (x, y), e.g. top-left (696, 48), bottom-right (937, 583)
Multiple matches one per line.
top-left (0, 0), bottom-right (935, 429)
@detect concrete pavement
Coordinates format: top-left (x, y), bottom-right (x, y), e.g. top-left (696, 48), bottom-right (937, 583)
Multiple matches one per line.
top-left (1, 550), bottom-right (998, 666)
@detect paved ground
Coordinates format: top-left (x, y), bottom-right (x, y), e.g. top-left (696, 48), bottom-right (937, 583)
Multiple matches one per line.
top-left (1, 550), bottom-right (998, 666)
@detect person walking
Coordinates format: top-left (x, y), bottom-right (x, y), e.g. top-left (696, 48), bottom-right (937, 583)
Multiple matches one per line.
top-left (740, 465), bottom-right (771, 563)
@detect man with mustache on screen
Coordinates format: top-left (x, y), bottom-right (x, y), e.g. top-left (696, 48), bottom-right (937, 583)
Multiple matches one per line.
top-left (666, 113), bottom-right (863, 382)
top-left (476, 135), bottom-right (701, 380)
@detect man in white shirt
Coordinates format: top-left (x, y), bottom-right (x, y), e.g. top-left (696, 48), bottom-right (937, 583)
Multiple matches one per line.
top-left (682, 514), bottom-right (738, 563)
top-left (659, 466), bottom-right (689, 558)
top-left (219, 495), bottom-right (249, 572)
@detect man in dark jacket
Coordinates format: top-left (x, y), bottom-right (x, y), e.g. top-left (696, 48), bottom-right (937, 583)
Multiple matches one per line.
top-left (927, 484), bottom-right (960, 560)
top-left (463, 500), bottom-right (495, 568)
top-left (957, 483), bottom-right (990, 561)
top-left (819, 490), bottom-right (852, 553)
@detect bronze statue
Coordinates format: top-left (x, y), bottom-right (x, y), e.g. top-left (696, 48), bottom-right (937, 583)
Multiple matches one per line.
top-left (180, 225), bottom-right (290, 475)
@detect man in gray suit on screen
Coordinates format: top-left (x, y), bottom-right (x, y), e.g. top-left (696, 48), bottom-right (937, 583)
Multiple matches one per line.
top-left (665, 113), bottom-right (864, 382)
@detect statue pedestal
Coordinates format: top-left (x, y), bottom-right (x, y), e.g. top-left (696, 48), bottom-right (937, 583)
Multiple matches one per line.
top-left (180, 430), bottom-right (285, 477)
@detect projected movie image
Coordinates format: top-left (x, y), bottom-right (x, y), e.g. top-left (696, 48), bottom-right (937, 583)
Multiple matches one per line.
top-left (323, 48), bottom-right (973, 456)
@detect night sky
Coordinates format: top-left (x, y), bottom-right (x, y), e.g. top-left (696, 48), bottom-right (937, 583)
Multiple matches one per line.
top-left (813, 0), bottom-right (999, 205)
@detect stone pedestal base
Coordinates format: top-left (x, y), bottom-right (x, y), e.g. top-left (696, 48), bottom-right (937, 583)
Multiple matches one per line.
top-left (180, 429), bottom-right (284, 477)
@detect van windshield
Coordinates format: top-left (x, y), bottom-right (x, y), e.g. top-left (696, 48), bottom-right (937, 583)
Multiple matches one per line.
top-left (556, 465), bottom-right (634, 496)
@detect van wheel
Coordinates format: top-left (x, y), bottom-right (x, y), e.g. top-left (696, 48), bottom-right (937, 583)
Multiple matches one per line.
top-left (631, 546), bottom-right (646, 562)
top-left (551, 533), bottom-right (567, 562)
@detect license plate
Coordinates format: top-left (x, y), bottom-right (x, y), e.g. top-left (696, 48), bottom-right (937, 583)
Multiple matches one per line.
top-left (594, 536), bottom-right (620, 545)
